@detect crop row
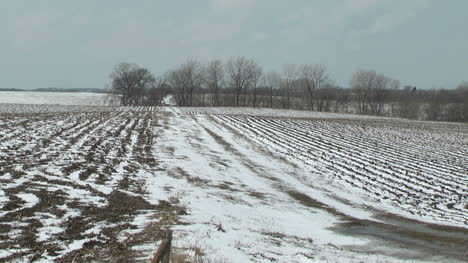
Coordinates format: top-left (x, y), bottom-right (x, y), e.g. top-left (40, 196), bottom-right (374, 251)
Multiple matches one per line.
top-left (211, 114), bottom-right (467, 226)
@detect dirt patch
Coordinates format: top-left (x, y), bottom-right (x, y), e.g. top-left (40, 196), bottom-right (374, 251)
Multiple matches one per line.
top-left (78, 166), bottom-right (98, 181)
top-left (201, 124), bottom-right (235, 153)
top-left (68, 190), bottom-right (156, 224)
top-left (57, 191), bottom-right (185, 262)
top-left (168, 167), bottom-right (210, 186)
top-left (213, 181), bottom-right (238, 192)
top-left (0, 186), bottom-right (69, 260)
top-left (247, 190), bottom-right (267, 200)
top-left (334, 219), bottom-right (468, 261)
top-left (286, 189), bottom-right (468, 261)
top-left (261, 231), bottom-right (314, 246)
top-left (286, 190), bottom-right (330, 212)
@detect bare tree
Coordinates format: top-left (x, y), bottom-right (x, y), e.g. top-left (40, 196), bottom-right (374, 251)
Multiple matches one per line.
top-left (316, 83), bottom-right (338, 112)
top-left (205, 59), bottom-right (224, 107)
top-left (398, 86), bottom-right (420, 119)
top-left (425, 90), bottom-right (447, 121)
top-left (110, 63), bottom-right (156, 106)
top-left (146, 76), bottom-right (170, 106)
top-left (167, 60), bottom-right (204, 106)
top-left (226, 57), bottom-right (258, 107)
top-left (107, 59), bottom-right (467, 123)
top-left (455, 82), bottom-right (468, 122)
top-left (300, 64), bottom-right (329, 110)
top-left (371, 76), bottom-right (399, 116)
top-left (350, 70), bottom-right (376, 114)
top-left (335, 88), bottom-right (351, 113)
top-left (183, 60), bottom-right (204, 106)
top-left (251, 65), bottom-right (263, 107)
top-left (265, 71), bottom-right (282, 108)
top-left (350, 70), bottom-right (399, 116)
top-left (167, 68), bottom-right (186, 106)
top-left (282, 64), bottom-right (297, 109)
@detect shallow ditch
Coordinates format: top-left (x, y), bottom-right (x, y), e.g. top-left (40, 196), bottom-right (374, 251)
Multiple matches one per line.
top-left (287, 189), bottom-right (468, 262)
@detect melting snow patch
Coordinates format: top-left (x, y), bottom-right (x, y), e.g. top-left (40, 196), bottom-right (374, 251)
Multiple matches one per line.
top-left (17, 193), bottom-right (39, 208)
top-left (37, 226), bottom-right (64, 242)
top-left (0, 248), bottom-right (30, 259)
top-left (62, 238), bottom-right (96, 255)
top-left (0, 190), bottom-right (8, 207)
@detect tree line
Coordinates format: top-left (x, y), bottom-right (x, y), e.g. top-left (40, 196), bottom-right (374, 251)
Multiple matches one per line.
top-left (109, 58), bottom-right (468, 122)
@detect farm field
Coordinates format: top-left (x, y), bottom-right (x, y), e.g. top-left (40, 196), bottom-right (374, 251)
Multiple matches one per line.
top-left (0, 101), bottom-right (467, 262)
top-left (0, 91), bottom-right (114, 106)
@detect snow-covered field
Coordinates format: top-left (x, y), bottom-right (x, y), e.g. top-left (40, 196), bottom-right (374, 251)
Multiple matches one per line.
top-left (0, 91), bottom-right (115, 106)
top-left (0, 99), bottom-right (467, 262)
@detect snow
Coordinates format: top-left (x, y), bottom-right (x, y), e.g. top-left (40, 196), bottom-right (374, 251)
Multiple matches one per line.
top-left (141, 109), bottom-right (441, 262)
top-left (62, 238), bottom-right (96, 255)
top-left (208, 113), bottom-right (467, 227)
top-left (161, 95), bottom-right (176, 106)
top-left (0, 190), bottom-right (8, 208)
top-left (16, 193), bottom-right (39, 208)
top-left (0, 91), bottom-right (113, 105)
top-left (37, 225), bottom-right (64, 242)
top-left (0, 102), bottom-right (465, 262)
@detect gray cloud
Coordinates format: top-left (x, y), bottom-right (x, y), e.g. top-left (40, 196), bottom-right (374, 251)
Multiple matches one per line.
top-left (0, 0), bottom-right (466, 90)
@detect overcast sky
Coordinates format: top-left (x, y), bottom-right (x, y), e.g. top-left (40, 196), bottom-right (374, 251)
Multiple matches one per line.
top-left (1, 0), bottom-right (467, 90)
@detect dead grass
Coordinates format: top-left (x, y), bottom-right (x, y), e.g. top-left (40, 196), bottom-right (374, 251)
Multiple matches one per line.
top-left (286, 190), bottom-right (330, 211)
top-left (170, 238), bottom-right (227, 263)
top-left (247, 190), bottom-right (267, 200)
top-left (169, 167), bottom-right (210, 186)
top-left (58, 193), bottom-right (187, 262)
top-left (213, 181), bottom-right (237, 192)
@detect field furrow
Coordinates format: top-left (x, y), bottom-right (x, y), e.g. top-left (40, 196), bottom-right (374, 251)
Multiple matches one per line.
top-left (1, 104), bottom-right (467, 262)
top-left (209, 113), bottom-right (467, 226)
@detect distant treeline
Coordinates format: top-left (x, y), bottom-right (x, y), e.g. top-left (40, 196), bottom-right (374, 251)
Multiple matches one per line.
top-left (109, 58), bottom-right (468, 123)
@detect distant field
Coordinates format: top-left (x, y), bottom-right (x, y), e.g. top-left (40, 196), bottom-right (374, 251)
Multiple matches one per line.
top-left (0, 91), bottom-right (115, 106)
top-left (0, 102), bottom-right (467, 262)
top-left (181, 107), bottom-right (468, 226)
